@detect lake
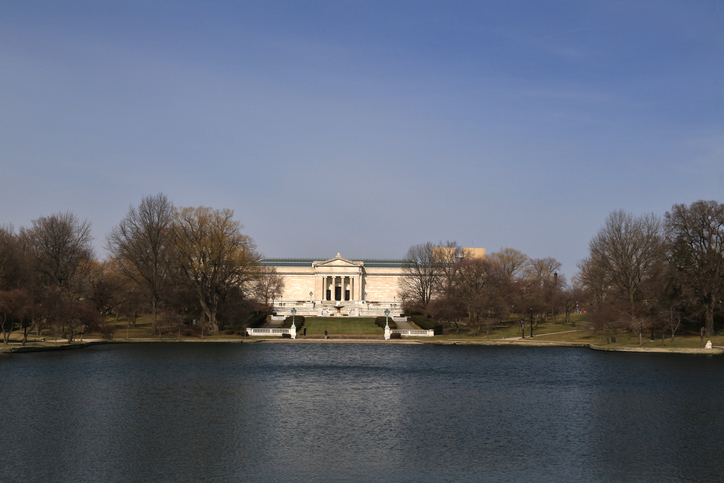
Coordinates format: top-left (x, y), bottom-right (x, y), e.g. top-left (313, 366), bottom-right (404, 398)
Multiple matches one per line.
top-left (1, 342), bottom-right (723, 482)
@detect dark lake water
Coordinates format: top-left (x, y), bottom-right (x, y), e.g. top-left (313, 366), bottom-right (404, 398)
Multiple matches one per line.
top-left (1, 343), bottom-right (723, 482)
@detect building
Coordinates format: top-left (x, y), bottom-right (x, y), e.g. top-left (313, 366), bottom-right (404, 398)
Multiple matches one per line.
top-left (261, 249), bottom-right (485, 317)
top-left (260, 253), bottom-right (405, 317)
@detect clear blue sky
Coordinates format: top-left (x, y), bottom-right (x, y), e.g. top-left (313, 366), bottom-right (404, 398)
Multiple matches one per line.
top-left (1, 1), bottom-right (722, 280)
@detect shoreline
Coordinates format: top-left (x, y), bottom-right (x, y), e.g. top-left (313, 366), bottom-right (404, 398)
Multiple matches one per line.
top-left (2, 337), bottom-right (722, 354)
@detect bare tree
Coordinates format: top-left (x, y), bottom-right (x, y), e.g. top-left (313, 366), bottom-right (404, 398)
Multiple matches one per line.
top-left (107, 193), bottom-right (175, 333)
top-left (46, 299), bottom-right (101, 343)
top-left (525, 257), bottom-right (562, 286)
top-left (0, 288), bottom-right (29, 344)
top-left (454, 258), bottom-right (508, 337)
top-left (579, 210), bottom-right (664, 344)
top-left (561, 284), bottom-right (585, 326)
top-left (85, 260), bottom-right (127, 319)
top-left (20, 212), bottom-right (94, 293)
top-left (398, 242), bottom-right (461, 313)
top-left (0, 225), bottom-right (25, 290)
top-left (488, 247), bottom-right (531, 280)
top-left (252, 266), bottom-right (285, 308)
top-left (665, 200), bottom-right (724, 337)
top-left (116, 284), bottom-right (147, 339)
top-left (172, 206), bottom-right (260, 333)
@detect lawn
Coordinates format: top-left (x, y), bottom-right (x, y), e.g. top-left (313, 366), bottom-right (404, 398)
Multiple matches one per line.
top-left (7, 310), bottom-right (724, 349)
top-left (302, 317), bottom-right (383, 335)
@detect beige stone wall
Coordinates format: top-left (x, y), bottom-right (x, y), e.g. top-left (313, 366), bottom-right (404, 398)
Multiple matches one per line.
top-left (275, 267), bottom-right (315, 302)
top-left (361, 267), bottom-right (403, 302)
top-left (464, 247), bottom-right (486, 259)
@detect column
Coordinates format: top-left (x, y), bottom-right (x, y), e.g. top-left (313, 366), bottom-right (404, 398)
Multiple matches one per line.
top-left (350, 277), bottom-right (354, 301)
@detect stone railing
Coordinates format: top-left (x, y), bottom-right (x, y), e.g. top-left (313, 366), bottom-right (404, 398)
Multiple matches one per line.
top-left (246, 327), bottom-right (296, 339)
top-left (391, 329), bottom-right (435, 337)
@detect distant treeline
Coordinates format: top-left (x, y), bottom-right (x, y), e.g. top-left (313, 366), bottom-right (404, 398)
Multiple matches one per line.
top-left (0, 193), bottom-right (285, 344)
top-left (2, 196), bottom-right (722, 346)
top-left (398, 200), bottom-right (724, 343)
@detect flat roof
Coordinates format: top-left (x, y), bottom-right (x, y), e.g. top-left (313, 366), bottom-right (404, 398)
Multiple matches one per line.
top-left (260, 258), bottom-right (405, 268)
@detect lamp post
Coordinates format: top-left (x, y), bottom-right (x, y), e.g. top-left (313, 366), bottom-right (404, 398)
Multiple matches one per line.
top-left (290, 308), bottom-right (297, 340)
top-left (384, 308), bottom-right (391, 340)
top-left (521, 318), bottom-right (525, 339)
top-left (529, 307), bottom-right (534, 338)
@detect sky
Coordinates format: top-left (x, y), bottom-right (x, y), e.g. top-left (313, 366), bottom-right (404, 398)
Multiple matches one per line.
top-left (1, 1), bottom-right (722, 280)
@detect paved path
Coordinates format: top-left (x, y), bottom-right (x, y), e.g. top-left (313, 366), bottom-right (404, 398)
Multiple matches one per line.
top-left (395, 319), bottom-right (415, 330)
top-left (263, 319), bottom-right (284, 328)
top-left (505, 329), bottom-right (584, 341)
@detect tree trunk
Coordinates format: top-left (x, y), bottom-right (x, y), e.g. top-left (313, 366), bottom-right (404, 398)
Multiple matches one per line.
top-left (1, 314), bottom-right (9, 344)
top-left (153, 299), bottom-right (160, 338)
top-left (706, 300), bottom-right (715, 337)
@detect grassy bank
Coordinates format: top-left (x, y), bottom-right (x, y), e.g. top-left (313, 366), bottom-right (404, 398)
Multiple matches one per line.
top-left (3, 312), bottom-right (724, 352)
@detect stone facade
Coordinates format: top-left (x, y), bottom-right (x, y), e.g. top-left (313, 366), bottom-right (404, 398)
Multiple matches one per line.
top-left (260, 253), bottom-right (405, 317)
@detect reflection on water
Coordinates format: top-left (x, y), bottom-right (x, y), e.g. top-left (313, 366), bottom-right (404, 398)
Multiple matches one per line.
top-left (1, 343), bottom-right (723, 482)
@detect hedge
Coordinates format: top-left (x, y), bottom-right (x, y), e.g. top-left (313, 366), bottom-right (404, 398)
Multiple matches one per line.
top-left (411, 315), bottom-right (443, 335)
top-left (374, 316), bottom-right (397, 330)
top-left (246, 312), bottom-right (269, 329)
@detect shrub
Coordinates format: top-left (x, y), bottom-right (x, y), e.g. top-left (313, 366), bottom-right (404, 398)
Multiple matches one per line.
top-left (411, 315), bottom-right (443, 335)
top-left (281, 333), bottom-right (291, 339)
top-left (246, 312), bottom-right (268, 329)
top-left (390, 332), bottom-right (402, 339)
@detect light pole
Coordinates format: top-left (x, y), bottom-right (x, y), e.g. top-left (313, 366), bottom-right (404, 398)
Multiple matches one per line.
top-left (529, 307), bottom-right (534, 338)
top-left (521, 318), bottom-right (525, 339)
top-left (290, 308), bottom-right (297, 340)
top-left (384, 308), bottom-right (391, 340)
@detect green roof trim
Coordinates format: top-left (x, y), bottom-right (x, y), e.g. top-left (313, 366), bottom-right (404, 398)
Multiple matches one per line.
top-left (260, 257), bottom-right (405, 268)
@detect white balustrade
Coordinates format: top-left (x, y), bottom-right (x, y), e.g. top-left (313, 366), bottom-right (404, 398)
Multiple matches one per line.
top-left (390, 329), bottom-right (435, 337)
top-left (246, 328), bottom-right (292, 337)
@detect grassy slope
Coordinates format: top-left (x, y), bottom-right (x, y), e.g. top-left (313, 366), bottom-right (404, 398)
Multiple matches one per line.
top-left (303, 317), bottom-right (383, 335)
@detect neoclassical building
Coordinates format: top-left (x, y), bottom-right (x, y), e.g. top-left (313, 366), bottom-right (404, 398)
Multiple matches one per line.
top-left (260, 253), bottom-right (405, 317)
top-left (261, 249), bottom-right (485, 317)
